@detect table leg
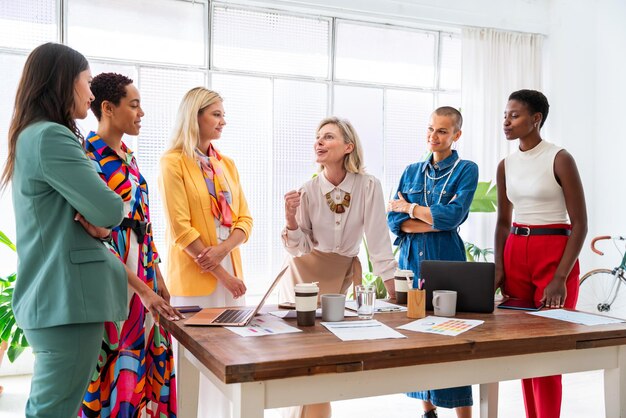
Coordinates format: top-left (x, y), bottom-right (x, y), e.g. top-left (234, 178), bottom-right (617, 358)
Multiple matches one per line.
top-left (232, 381), bottom-right (265, 418)
top-left (479, 382), bottom-right (499, 418)
top-left (177, 345), bottom-right (200, 418)
top-left (604, 345), bottom-right (626, 418)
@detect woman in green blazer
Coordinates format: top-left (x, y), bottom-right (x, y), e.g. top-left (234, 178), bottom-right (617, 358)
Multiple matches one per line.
top-left (0, 43), bottom-right (128, 418)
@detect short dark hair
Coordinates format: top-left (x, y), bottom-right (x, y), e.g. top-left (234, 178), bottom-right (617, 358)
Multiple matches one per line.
top-left (433, 106), bottom-right (463, 132)
top-left (90, 73), bottom-right (134, 121)
top-left (2, 42), bottom-right (89, 190)
top-left (508, 89), bottom-right (550, 128)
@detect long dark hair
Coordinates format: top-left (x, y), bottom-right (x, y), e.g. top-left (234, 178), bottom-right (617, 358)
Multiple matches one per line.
top-left (0, 42), bottom-right (89, 190)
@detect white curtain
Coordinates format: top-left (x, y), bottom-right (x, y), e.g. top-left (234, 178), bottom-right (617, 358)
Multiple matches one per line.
top-left (459, 27), bottom-right (543, 250)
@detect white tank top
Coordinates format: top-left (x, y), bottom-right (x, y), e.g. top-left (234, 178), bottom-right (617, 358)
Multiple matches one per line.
top-left (505, 140), bottom-right (569, 225)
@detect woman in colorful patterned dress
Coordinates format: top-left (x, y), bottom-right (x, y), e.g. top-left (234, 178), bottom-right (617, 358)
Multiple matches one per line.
top-left (80, 72), bottom-right (180, 418)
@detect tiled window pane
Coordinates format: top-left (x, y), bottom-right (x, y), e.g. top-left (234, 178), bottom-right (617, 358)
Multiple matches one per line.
top-left (272, 79), bottom-right (328, 281)
top-left (210, 73), bottom-right (274, 295)
top-left (138, 68), bottom-right (206, 254)
top-left (437, 91), bottom-right (462, 111)
top-left (0, 53), bottom-right (26, 274)
top-left (212, 5), bottom-right (330, 78)
top-left (384, 90), bottom-right (434, 196)
top-left (68, 0), bottom-right (205, 66)
top-left (336, 21), bottom-right (436, 87)
top-left (0, 0), bottom-right (56, 50)
top-left (440, 35), bottom-right (462, 90)
top-left (333, 85), bottom-right (384, 181)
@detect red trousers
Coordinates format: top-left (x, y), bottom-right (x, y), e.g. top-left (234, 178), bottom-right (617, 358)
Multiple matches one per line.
top-left (503, 223), bottom-right (580, 418)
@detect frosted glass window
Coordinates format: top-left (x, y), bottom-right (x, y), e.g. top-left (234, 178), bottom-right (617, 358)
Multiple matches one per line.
top-left (437, 91), bottom-right (462, 111)
top-left (272, 79), bottom-right (328, 279)
top-left (210, 73), bottom-right (274, 295)
top-left (440, 35), bottom-right (462, 90)
top-left (0, 53), bottom-right (25, 276)
top-left (384, 90), bottom-right (434, 197)
top-left (0, 0), bottom-right (56, 50)
top-left (333, 85), bottom-right (384, 181)
top-left (212, 5), bottom-right (330, 78)
top-left (137, 68), bottom-right (206, 255)
top-left (336, 21), bottom-right (436, 87)
top-left (68, 0), bottom-right (205, 66)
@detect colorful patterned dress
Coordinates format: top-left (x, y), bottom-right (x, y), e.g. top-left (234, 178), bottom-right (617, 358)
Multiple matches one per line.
top-left (81, 132), bottom-right (177, 418)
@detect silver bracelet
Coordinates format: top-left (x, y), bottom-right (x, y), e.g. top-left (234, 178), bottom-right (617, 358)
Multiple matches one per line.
top-left (408, 203), bottom-right (417, 219)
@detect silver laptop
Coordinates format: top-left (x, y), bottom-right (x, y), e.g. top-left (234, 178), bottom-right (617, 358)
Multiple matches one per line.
top-left (185, 266), bottom-right (288, 326)
top-left (420, 260), bottom-right (495, 313)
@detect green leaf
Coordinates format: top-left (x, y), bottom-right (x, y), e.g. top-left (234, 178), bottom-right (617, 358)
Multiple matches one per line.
top-left (469, 181), bottom-right (497, 213)
top-left (8, 345), bottom-right (25, 363)
top-left (0, 231), bottom-right (16, 252)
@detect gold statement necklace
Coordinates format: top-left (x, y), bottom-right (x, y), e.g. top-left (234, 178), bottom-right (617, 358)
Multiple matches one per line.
top-left (325, 191), bottom-right (351, 213)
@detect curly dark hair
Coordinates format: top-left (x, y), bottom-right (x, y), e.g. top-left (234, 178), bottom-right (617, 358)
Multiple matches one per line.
top-left (90, 72), bottom-right (134, 121)
top-left (508, 89), bottom-right (550, 128)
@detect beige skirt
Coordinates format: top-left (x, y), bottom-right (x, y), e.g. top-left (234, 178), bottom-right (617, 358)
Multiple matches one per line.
top-left (278, 249), bottom-right (362, 304)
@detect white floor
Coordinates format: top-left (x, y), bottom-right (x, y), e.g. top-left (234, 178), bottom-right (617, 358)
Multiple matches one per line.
top-left (0, 370), bottom-right (605, 417)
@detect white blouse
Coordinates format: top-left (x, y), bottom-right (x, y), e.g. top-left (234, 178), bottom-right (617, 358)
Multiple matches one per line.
top-left (282, 172), bottom-right (397, 280)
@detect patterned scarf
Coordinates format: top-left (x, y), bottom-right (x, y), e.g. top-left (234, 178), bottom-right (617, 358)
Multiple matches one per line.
top-left (195, 144), bottom-right (234, 227)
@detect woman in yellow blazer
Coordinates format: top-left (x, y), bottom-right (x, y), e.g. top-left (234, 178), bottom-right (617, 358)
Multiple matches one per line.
top-left (160, 86), bottom-right (252, 304)
top-left (159, 87), bottom-right (252, 418)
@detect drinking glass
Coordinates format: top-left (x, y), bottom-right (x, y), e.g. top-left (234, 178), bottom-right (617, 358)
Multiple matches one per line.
top-left (355, 285), bottom-right (376, 319)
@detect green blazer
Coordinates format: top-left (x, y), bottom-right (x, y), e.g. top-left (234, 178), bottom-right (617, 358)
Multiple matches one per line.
top-left (11, 121), bottom-right (128, 329)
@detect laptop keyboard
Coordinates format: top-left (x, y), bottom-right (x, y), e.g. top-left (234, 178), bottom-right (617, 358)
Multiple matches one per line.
top-left (213, 308), bottom-right (254, 324)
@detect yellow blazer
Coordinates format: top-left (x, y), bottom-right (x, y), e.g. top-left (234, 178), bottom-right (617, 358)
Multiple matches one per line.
top-left (159, 150), bottom-right (253, 296)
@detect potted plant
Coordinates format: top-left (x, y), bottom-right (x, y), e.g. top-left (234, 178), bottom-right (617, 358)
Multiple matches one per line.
top-left (465, 180), bottom-right (497, 262)
top-left (0, 230), bottom-right (28, 364)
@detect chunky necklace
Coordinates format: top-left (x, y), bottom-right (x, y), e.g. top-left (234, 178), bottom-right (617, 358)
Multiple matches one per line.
top-left (325, 191), bottom-right (351, 213)
top-left (423, 158), bottom-right (461, 207)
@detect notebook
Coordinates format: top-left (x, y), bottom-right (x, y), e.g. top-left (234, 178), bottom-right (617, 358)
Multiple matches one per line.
top-left (185, 266), bottom-right (288, 326)
top-left (420, 260), bottom-right (495, 313)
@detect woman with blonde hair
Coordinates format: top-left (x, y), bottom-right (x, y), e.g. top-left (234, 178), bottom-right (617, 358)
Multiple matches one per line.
top-left (159, 86), bottom-right (252, 418)
top-left (281, 116), bottom-right (397, 418)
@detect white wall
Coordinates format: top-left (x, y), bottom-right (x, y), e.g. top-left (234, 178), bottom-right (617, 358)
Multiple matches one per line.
top-left (545, 0), bottom-right (626, 271)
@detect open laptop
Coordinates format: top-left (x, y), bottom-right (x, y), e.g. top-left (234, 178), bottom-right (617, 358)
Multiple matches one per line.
top-left (420, 260), bottom-right (495, 313)
top-left (185, 266), bottom-right (288, 326)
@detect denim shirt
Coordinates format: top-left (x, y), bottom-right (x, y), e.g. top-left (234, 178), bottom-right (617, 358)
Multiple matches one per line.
top-left (387, 151), bottom-right (479, 283)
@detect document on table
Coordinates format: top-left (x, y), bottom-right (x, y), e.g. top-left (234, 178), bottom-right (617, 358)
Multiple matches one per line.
top-left (225, 316), bottom-right (302, 337)
top-left (321, 319), bottom-right (407, 341)
top-left (269, 308), bottom-right (358, 319)
top-left (398, 316), bottom-right (484, 337)
top-left (529, 309), bottom-right (626, 326)
top-left (345, 299), bottom-right (407, 313)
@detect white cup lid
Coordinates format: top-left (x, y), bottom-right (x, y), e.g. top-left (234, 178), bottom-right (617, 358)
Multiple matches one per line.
top-left (295, 283), bottom-right (319, 292)
top-left (394, 269), bottom-right (414, 278)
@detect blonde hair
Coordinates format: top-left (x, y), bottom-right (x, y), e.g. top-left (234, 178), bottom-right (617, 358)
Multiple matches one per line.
top-left (317, 116), bottom-right (365, 174)
top-left (168, 87), bottom-right (223, 158)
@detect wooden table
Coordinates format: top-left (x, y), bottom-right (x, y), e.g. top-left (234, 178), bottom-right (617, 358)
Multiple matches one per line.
top-left (162, 307), bottom-right (626, 418)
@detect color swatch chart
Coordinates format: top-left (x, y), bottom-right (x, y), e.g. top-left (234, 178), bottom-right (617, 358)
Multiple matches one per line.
top-left (398, 316), bottom-right (484, 337)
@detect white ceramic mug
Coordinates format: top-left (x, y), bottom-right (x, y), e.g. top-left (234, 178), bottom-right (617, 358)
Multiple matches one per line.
top-left (321, 294), bottom-right (346, 322)
top-left (432, 290), bottom-right (457, 317)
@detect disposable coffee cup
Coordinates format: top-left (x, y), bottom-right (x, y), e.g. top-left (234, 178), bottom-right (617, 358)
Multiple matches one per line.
top-left (433, 290), bottom-right (457, 317)
top-left (394, 269), bottom-right (414, 305)
top-left (321, 294), bottom-right (346, 322)
top-left (294, 283), bottom-right (319, 326)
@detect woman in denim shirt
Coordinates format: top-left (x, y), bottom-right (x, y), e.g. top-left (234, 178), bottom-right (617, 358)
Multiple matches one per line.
top-left (387, 107), bottom-right (478, 418)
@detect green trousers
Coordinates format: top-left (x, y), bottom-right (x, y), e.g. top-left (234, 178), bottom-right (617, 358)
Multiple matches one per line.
top-left (23, 322), bottom-right (104, 418)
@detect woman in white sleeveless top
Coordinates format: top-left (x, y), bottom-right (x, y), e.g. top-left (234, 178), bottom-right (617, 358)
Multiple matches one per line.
top-left (494, 89), bottom-right (587, 418)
